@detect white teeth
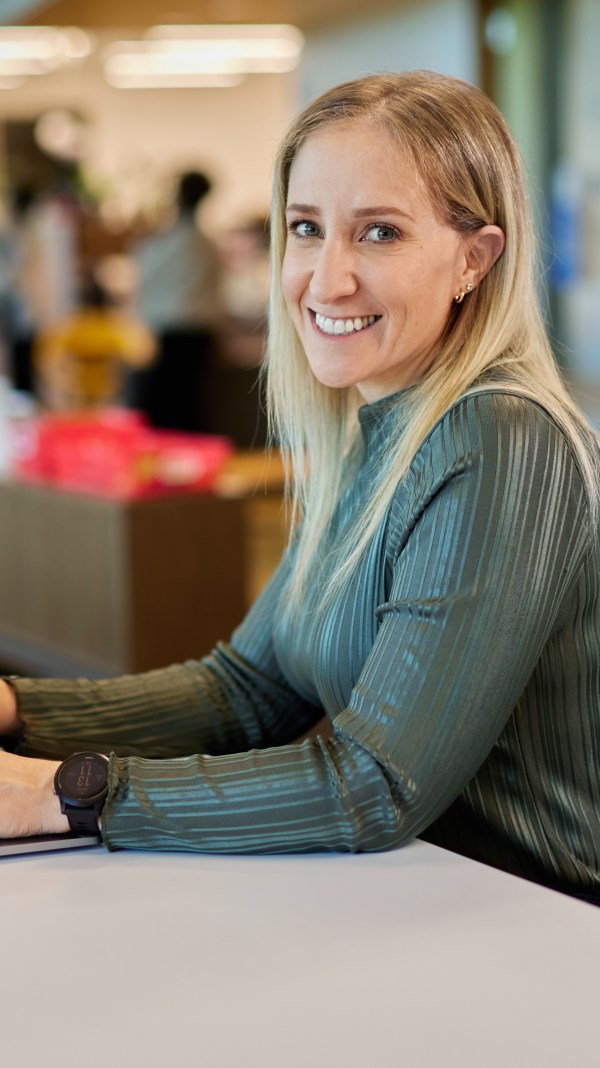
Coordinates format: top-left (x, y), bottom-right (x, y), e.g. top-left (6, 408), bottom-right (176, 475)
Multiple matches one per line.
top-left (315, 313), bottom-right (376, 336)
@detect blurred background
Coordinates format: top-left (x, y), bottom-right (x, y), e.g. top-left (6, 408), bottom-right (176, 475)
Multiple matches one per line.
top-left (0, 0), bottom-right (598, 423)
top-left (0, 0), bottom-right (598, 677)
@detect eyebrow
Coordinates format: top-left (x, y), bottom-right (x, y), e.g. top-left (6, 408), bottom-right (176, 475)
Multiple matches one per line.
top-left (286, 202), bottom-right (416, 222)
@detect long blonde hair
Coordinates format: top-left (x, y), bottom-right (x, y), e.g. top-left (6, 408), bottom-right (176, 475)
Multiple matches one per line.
top-left (264, 70), bottom-right (599, 603)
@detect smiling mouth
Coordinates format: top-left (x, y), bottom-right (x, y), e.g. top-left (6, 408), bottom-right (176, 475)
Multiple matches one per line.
top-left (314, 312), bottom-right (381, 336)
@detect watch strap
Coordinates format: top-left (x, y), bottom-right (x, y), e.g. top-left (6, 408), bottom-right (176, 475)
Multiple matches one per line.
top-left (64, 805), bottom-right (101, 836)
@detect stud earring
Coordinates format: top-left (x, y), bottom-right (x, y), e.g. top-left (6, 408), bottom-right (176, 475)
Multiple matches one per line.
top-left (454, 281), bottom-right (474, 305)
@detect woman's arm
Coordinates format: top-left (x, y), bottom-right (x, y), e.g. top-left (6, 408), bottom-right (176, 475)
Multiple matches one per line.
top-left (7, 394), bottom-right (593, 859)
top-left (96, 394), bottom-right (592, 855)
top-left (11, 550), bottom-right (323, 761)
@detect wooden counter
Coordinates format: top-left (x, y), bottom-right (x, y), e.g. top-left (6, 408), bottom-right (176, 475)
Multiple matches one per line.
top-left (0, 457), bottom-right (288, 678)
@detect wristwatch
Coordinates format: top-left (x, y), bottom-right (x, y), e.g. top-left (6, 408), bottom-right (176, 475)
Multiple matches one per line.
top-left (54, 752), bottom-right (109, 836)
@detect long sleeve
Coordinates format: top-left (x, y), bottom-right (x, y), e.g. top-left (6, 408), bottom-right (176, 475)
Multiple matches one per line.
top-left (13, 551), bottom-right (323, 760)
top-left (11, 391), bottom-right (599, 892)
top-left (89, 395), bottom-right (596, 870)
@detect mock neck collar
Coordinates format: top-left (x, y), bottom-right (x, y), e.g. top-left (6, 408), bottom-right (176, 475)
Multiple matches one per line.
top-left (357, 385), bottom-right (415, 454)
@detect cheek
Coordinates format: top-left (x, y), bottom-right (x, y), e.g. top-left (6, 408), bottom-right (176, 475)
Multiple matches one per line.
top-left (407, 262), bottom-right (456, 323)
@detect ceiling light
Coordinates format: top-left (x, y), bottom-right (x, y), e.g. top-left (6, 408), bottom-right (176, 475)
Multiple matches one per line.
top-left (103, 24), bottom-right (304, 89)
top-left (0, 26), bottom-right (93, 83)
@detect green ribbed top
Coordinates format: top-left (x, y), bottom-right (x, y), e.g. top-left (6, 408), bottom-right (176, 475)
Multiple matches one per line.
top-left (13, 389), bottom-right (600, 898)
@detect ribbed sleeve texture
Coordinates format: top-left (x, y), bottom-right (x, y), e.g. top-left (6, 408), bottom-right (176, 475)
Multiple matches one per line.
top-left (12, 389), bottom-right (600, 898)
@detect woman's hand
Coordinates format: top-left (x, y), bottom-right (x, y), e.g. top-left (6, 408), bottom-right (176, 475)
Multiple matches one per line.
top-left (0, 751), bottom-right (69, 838)
top-left (0, 679), bottom-right (22, 737)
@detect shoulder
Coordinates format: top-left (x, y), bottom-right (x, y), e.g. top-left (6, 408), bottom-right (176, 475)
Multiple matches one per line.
top-left (383, 388), bottom-right (594, 567)
top-left (397, 387), bottom-right (592, 522)
top-left (417, 388), bottom-right (584, 474)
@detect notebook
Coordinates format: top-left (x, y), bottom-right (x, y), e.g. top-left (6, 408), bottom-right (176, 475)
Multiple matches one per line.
top-left (0, 832), bottom-right (101, 857)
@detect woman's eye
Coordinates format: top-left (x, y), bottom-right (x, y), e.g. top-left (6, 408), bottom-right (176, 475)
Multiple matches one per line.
top-left (363, 224), bottom-right (400, 243)
top-left (288, 220), bottom-right (321, 238)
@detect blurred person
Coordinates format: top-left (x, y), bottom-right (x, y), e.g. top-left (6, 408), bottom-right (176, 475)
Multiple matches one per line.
top-left (1, 72), bottom-right (599, 905)
top-left (129, 170), bottom-right (222, 431)
top-left (0, 186), bottom-right (40, 393)
top-left (6, 169), bottom-right (82, 394)
top-left (33, 274), bottom-right (155, 410)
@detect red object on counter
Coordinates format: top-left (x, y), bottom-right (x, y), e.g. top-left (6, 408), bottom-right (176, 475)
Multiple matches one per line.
top-left (10, 409), bottom-right (233, 498)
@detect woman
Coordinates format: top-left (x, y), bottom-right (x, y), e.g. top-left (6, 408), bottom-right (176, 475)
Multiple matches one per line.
top-left (1, 71), bottom-right (599, 902)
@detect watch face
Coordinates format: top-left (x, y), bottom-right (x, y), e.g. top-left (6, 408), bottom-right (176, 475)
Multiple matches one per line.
top-left (57, 754), bottom-right (108, 803)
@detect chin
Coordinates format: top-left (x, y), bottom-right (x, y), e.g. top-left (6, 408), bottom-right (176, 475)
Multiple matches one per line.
top-left (304, 355), bottom-right (358, 391)
top-left (309, 367), bottom-right (360, 391)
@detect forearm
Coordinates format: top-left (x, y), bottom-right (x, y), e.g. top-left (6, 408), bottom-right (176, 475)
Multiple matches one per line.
top-left (11, 646), bottom-right (321, 761)
top-left (101, 731), bottom-right (407, 854)
top-left (11, 658), bottom-right (239, 759)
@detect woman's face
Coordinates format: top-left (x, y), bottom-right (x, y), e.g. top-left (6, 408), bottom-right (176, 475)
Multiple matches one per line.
top-left (281, 119), bottom-right (470, 402)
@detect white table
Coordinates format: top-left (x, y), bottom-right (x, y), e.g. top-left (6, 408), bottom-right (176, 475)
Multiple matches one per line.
top-left (1, 840), bottom-right (597, 1067)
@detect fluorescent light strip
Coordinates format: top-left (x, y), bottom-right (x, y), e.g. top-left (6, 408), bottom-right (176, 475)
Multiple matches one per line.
top-left (103, 23), bottom-right (303, 88)
top-left (0, 40), bottom-right (61, 59)
top-left (0, 27), bottom-right (92, 58)
top-left (0, 26), bottom-right (93, 82)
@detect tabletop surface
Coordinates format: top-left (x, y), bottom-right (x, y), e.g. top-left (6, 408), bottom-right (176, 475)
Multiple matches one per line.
top-left (1, 839), bottom-right (597, 1068)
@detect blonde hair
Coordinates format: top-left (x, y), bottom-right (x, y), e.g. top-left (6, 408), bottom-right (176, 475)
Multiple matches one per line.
top-left (264, 70), bottom-right (599, 603)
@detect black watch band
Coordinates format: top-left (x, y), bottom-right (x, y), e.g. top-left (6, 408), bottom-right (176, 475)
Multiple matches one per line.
top-left (62, 805), bottom-right (101, 836)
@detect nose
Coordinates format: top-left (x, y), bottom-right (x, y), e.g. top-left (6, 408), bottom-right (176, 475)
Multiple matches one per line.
top-left (308, 237), bottom-right (359, 305)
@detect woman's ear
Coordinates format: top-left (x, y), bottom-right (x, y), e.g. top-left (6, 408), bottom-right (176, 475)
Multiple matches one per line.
top-left (464, 224), bottom-right (505, 286)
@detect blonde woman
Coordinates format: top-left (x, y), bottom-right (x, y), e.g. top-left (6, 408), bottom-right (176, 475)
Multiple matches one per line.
top-left (1, 72), bottom-right (598, 903)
